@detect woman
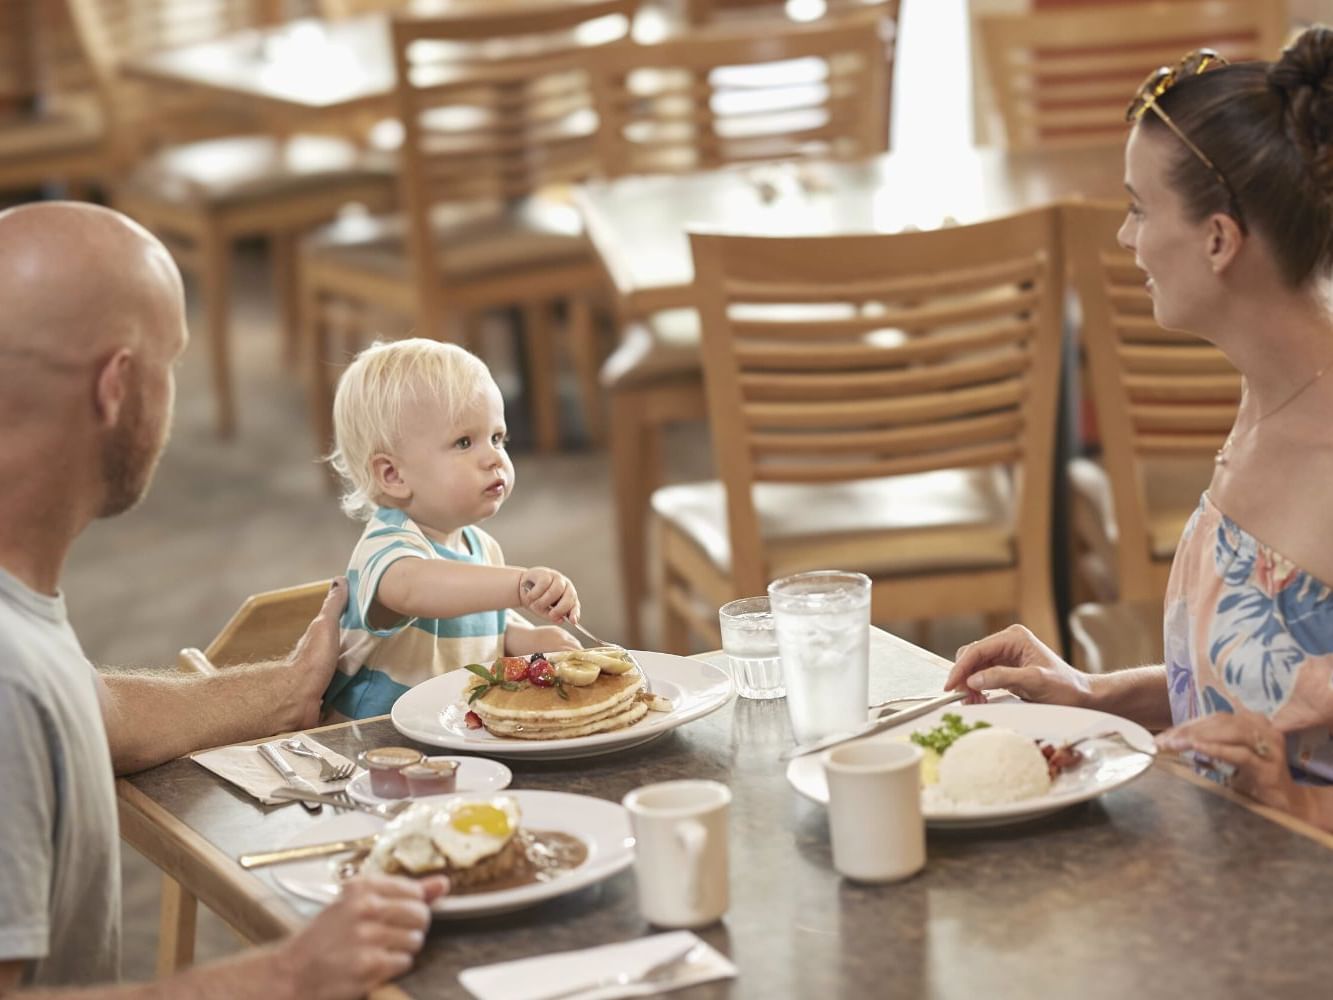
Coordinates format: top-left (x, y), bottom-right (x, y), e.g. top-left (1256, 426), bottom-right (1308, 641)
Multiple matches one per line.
top-left (947, 27), bottom-right (1333, 831)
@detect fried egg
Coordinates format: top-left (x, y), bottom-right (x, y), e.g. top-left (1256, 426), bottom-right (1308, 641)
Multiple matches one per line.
top-left (429, 796), bottom-right (520, 869)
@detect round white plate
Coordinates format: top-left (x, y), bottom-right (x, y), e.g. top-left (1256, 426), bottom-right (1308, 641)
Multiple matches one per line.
top-left (390, 650), bottom-right (733, 760)
top-left (271, 789), bottom-right (634, 918)
top-left (344, 756), bottom-right (513, 807)
top-left (786, 702), bottom-right (1156, 829)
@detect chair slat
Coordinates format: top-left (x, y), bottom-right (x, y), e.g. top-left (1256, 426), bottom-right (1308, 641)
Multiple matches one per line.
top-left (743, 377), bottom-right (1027, 429)
top-left (752, 442), bottom-right (1022, 483)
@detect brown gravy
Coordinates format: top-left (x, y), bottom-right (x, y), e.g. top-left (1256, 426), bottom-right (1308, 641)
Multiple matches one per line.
top-left (339, 829), bottom-right (588, 895)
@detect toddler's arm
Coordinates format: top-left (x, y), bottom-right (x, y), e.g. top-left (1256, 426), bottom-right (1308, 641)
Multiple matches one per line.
top-left (504, 622), bottom-right (581, 656)
top-left (373, 561), bottom-right (581, 626)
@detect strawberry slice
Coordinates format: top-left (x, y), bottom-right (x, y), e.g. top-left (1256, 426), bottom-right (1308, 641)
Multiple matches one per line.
top-left (464, 710), bottom-right (484, 730)
top-left (529, 661), bottom-right (556, 687)
top-left (499, 656), bottom-right (530, 682)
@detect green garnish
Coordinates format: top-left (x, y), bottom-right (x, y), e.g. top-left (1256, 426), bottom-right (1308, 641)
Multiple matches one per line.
top-left (910, 713), bottom-right (990, 755)
top-left (463, 662), bottom-right (519, 704)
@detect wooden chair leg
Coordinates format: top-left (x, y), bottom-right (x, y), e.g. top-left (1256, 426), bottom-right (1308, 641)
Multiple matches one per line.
top-left (305, 280), bottom-right (337, 465)
top-left (270, 231), bottom-right (301, 369)
top-left (155, 875), bottom-right (197, 976)
top-left (661, 563), bottom-right (692, 655)
top-left (565, 294), bottom-right (605, 446)
top-left (199, 225), bottom-right (236, 438)
top-left (609, 386), bottom-right (652, 649)
top-left (521, 301), bottom-right (560, 452)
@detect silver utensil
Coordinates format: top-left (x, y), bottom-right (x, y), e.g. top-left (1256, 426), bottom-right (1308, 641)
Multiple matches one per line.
top-left (239, 834), bottom-right (377, 870)
top-left (257, 742), bottom-right (321, 813)
top-left (271, 786), bottom-right (414, 820)
top-left (1066, 730), bottom-right (1157, 758)
top-left (568, 618), bottom-right (617, 650)
top-left (279, 738), bottom-right (355, 782)
top-left (532, 941), bottom-right (705, 1000)
top-left (782, 691), bottom-right (967, 761)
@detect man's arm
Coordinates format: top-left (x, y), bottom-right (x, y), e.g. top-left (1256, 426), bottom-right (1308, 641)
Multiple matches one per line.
top-left (98, 580), bottom-right (346, 775)
top-left (0, 874), bottom-right (447, 1000)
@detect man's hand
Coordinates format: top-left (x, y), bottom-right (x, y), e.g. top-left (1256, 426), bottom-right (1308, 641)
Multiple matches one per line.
top-left (945, 624), bottom-right (1093, 707)
top-left (518, 567), bottom-right (581, 625)
top-left (275, 874), bottom-right (448, 1000)
top-left (282, 578), bottom-right (348, 731)
top-left (505, 624), bottom-right (581, 657)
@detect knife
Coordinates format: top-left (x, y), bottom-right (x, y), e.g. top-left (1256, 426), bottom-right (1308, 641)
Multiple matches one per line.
top-left (782, 691), bottom-right (967, 761)
top-left (257, 742), bottom-right (321, 813)
top-left (239, 835), bottom-right (377, 870)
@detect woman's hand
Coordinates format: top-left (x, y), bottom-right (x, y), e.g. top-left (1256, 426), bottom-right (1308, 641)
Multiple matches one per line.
top-left (1157, 709), bottom-right (1303, 813)
top-left (945, 624), bottom-right (1093, 707)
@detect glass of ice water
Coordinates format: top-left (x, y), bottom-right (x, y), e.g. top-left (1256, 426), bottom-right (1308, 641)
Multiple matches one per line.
top-left (768, 571), bottom-right (871, 743)
top-left (717, 597), bottom-right (785, 700)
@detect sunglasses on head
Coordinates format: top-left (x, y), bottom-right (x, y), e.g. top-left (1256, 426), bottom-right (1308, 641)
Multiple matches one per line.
top-left (1126, 48), bottom-right (1244, 224)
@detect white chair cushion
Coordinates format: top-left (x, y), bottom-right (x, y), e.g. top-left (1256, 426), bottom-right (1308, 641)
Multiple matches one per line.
top-left (652, 467), bottom-right (1016, 578)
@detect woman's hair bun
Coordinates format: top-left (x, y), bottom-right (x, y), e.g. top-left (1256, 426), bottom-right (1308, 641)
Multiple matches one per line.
top-left (1271, 26), bottom-right (1333, 192)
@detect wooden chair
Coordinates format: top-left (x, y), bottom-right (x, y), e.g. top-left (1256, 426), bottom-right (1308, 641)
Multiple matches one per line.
top-left (654, 207), bottom-right (1065, 653)
top-left (682, 0), bottom-right (897, 26)
top-left (64, 0), bottom-right (398, 438)
top-left (976, 0), bottom-right (1287, 150)
top-left (587, 7), bottom-right (899, 645)
top-left (155, 578), bottom-right (331, 975)
top-left (1069, 597), bottom-right (1164, 674)
top-left (300, 0), bottom-right (638, 458)
top-left (0, 0), bottom-right (113, 193)
top-left (1063, 201), bottom-right (1240, 605)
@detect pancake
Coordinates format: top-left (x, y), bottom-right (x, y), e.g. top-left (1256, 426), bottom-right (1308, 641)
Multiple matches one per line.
top-left (480, 700), bottom-right (650, 740)
top-left (469, 671), bottom-right (643, 724)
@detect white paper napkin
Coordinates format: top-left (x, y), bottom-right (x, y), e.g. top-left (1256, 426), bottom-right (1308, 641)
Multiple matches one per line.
top-left (191, 736), bottom-right (355, 805)
top-left (458, 931), bottom-right (735, 1000)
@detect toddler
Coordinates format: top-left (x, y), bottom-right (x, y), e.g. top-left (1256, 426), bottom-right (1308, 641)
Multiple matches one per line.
top-left (323, 338), bottom-right (582, 720)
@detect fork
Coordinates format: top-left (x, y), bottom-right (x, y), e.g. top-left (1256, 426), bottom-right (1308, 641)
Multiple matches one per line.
top-left (279, 738), bottom-right (356, 782)
top-left (1065, 730), bottom-right (1157, 757)
top-left (271, 787), bottom-right (414, 819)
top-left (533, 942), bottom-right (705, 1000)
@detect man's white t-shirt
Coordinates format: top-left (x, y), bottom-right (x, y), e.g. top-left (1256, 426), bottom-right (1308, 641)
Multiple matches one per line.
top-left (0, 567), bottom-right (120, 985)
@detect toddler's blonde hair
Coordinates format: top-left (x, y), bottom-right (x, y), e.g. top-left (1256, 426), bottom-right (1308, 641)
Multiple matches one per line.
top-left (328, 338), bottom-right (494, 520)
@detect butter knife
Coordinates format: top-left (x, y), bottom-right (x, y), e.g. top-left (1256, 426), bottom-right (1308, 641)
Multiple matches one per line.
top-left (782, 691), bottom-right (967, 761)
top-left (239, 835), bottom-right (376, 870)
top-left (257, 742), bottom-right (321, 813)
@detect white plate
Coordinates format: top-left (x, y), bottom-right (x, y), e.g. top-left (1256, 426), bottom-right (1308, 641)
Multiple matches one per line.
top-left (786, 702), bottom-right (1156, 829)
top-left (390, 650), bottom-right (733, 760)
top-left (345, 756), bottom-right (513, 807)
top-left (270, 790), bottom-right (634, 918)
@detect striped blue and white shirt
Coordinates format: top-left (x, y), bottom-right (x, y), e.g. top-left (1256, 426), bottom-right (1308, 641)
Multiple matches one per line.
top-left (324, 507), bottom-right (510, 720)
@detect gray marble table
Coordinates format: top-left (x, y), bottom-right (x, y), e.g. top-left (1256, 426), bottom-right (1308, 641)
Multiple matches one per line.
top-left (119, 629), bottom-right (1333, 999)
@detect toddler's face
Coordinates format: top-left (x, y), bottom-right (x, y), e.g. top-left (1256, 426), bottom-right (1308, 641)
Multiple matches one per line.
top-left (390, 380), bottom-right (514, 536)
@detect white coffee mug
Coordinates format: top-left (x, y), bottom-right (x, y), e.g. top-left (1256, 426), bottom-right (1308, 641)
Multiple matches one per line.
top-left (822, 740), bottom-right (925, 883)
top-left (622, 780), bottom-right (730, 928)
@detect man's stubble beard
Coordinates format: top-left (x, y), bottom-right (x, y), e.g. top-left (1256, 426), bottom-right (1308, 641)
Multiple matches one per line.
top-left (98, 377), bottom-right (166, 518)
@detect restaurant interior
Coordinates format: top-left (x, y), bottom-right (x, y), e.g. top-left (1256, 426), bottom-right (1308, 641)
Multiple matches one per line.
top-left (4, 0), bottom-right (1332, 996)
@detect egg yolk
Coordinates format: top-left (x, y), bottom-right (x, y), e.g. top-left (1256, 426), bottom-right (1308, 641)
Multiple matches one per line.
top-left (450, 804), bottom-right (511, 838)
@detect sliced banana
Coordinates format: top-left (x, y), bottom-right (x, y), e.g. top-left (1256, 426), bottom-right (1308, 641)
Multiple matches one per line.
top-left (554, 659), bottom-right (600, 686)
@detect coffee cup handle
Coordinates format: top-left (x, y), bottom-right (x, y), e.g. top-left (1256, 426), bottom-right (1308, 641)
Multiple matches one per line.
top-left (676, 819), bottom-right (708, 909)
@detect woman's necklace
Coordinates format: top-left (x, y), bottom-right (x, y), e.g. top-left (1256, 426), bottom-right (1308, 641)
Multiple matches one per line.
top-left (1215, 359), bottom-right (1333, 466)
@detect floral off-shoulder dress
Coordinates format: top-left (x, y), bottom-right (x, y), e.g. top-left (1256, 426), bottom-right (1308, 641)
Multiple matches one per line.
top-left (1164, 492), bottom-right (1333, 783)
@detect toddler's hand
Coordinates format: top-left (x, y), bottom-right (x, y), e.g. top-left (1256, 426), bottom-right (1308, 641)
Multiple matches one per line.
top-left (507, 624), bottom-right (582, 657)
top-left (519, 566), bottom-right (581, 624)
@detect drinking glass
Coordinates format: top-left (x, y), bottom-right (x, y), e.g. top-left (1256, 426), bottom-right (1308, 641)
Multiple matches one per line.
top-left (768, 570), bottom-right (871, 744)
top-left (718, 596), bottom-right (785, 700)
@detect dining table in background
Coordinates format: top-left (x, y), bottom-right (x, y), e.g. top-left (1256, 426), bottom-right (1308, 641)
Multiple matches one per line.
top-left (116, 626), bottom-right (1333, 1000)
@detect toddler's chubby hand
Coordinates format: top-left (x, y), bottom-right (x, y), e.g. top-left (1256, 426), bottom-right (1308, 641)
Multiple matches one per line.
top-left (518, 566), bottom-right (582, 624)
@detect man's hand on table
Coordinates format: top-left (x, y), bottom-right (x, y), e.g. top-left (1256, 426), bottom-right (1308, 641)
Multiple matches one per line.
top-left (276, 874), bottom-right (450, 999)
top-left (945, 624), bottom-right (1093, 707)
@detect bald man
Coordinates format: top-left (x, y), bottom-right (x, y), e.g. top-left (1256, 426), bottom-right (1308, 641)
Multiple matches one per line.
top-left (0, 203), bottom-right (446, 997)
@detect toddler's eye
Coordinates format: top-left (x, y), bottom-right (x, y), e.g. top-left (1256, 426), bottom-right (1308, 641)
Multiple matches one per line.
top-left (492, 432), bottom-right (509, 447)
top-left (454, 436), bottom-right (472, 449)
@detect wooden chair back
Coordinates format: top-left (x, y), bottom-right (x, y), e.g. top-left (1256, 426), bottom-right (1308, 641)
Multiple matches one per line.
top-left (977, 0), bottom-right (1287, 150)
top-left (688, 206), bottom-right (1065, 599)
top-left (318, 0), bottom-right (409, 17)
top-left (0, 0), bottom-right (38, 118)
top-left (63, 0), bottom-right (274, 149)
top-left (589, 7), bottom-right (894, 176)
top-left (196, 579), bottom-right (334, 670)
top-left (1063, 201), bottom-right (1239, 600)
top-left (683, 0), bottom-right (897, 26)
top-left (389, 0), bottom-right (634, 312)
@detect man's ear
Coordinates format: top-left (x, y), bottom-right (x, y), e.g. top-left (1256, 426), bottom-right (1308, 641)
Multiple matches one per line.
top-left (1205, 212), bottom-right (1245, 275)
top-left (372, 453), bottom-right (411, 500)
top-left (93, 348), bottom-right (134, 428)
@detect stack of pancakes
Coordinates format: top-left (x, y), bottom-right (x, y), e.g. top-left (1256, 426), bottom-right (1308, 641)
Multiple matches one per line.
top-left (468, 671), bottom-right (649, 740)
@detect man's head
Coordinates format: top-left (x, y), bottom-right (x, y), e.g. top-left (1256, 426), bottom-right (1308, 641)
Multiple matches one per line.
top-left (0, 202), bottom-right (188, 519)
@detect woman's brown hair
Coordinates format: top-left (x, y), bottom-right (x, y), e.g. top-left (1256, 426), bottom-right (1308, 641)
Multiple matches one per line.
top-left (1144, 26), bottom-right (1333, 288)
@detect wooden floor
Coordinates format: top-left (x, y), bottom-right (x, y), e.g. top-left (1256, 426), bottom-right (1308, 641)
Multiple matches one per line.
top-left (66, 243), bottom-right (984, 980)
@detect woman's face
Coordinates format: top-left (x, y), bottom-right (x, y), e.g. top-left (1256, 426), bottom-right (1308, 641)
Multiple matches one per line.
top-left (1117, 124), bottom-right (1220, 334)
